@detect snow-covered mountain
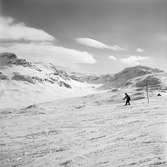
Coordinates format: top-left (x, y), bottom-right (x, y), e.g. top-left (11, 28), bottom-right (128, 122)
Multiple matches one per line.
top-left (0, 53), bottom-right (99, 108)
top-left (0, 52), bottom-right (166, 109)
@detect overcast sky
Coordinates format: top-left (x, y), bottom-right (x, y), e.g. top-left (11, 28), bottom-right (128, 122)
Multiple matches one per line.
top-left (0, 0), bottom-right (167, 74)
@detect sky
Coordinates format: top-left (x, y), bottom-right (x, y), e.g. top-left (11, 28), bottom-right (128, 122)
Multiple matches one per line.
top-left (0, 0), bottom-right (167, 74)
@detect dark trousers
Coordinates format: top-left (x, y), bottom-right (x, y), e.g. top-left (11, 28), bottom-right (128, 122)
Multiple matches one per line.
top-left (125, 100), bottom-right (130, 105)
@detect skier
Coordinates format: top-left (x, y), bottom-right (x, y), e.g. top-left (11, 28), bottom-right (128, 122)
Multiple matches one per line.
top-left (123, 93), bottom-right (131, 105)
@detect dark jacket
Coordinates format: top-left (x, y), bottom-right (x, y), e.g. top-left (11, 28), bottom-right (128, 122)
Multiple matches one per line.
top-left (124, 94), bottom-right (131, 101)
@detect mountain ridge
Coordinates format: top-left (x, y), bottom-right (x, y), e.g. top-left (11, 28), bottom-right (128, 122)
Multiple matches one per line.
top-left (0, 52), bottom-right (99, 108)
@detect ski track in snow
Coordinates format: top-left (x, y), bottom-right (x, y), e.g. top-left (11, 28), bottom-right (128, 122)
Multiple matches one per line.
top-left (0, 94), bottom-right (167, 167)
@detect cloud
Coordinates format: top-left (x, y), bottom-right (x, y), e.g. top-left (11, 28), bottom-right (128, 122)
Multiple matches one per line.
top-left (109, 55), bottom-right (117, 61)
top-left (120, 55), bottom-right (149, 66)
top-left (0, 16), bottom-right (55, 41)
top-left (136, 48), bottom-right (144, 53)
top-left (0, 43), bottom-right (96, 66)
top-left (110, 45), bottom-right (126, 51)
top-left (76, 38), bottom-right (126, 51)
top-left (0, 16), bottom-right (96, 69)
top-left (76, 38), bottom-right (109, 49)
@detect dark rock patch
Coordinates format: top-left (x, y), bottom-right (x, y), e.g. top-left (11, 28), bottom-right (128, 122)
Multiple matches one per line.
top-left (0, 52), bottom-right (31, 67)
top-left (12, 72), bottom-right (34, 84)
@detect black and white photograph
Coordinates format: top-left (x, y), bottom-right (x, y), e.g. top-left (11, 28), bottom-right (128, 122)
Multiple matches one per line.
top-left (0, 0), bottom-right (167, 166)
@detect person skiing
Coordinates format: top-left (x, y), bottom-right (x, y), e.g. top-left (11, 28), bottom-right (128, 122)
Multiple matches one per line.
top-left (123, 93), bottom-right (131, 105)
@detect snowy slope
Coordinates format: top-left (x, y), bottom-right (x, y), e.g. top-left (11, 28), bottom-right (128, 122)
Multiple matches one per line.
top-left (1, 53), bottom-right (167, 167)
top-left (0, 90), bottom-right (167, 167)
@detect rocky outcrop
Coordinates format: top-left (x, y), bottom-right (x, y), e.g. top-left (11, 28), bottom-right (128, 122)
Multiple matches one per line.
top-left (12, 72), bottom-right (34, 84)
top-left (0, 52), bottom-right (73, 88)
top-left (0, 52), bottom-right (31, 67)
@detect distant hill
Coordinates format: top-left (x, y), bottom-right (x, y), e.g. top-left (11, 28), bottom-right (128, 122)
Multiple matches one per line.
top-left (71, 65), bottom-right (166, 91)
top-left (102, 66), bottom-right (164, 89)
